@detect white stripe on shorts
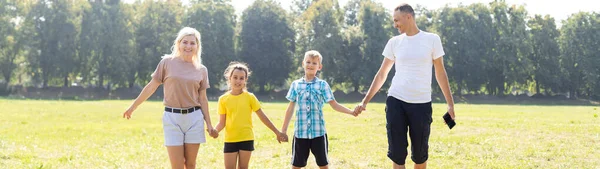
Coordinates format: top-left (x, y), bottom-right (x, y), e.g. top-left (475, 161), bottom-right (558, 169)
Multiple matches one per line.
top-left (324, 134), bottom-right (329, 163)
top-left (291, 137), bottom-right (297, 165)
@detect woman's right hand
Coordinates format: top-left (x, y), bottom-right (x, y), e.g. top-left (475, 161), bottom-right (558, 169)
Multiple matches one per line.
top-left (122, 81), bottom-right (160, 120)
top-left (123, 107), bottom-right (135, 119)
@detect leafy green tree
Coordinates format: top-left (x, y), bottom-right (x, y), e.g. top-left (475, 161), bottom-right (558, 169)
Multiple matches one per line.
top-left (239, 0), bottom-right (295, 93)
top-left (484, 0), bottom-right (531, 95)
top-left (356, 0), bottom-right (391, 91)
top-left (131, 0), bottom-right (182, 87)
top-left (297, 0), bottom-right (344, 83)
top-left (559, 12), bottom-right (600, 98)
top-left (79, 1), bottom-right (137, 88)
top-left (527, 15), bottom-right (561, 94)
top-left (434, 5), bottom-right (493, 95)
top-left (186, 0), bottom-right (236, 90)
top-left (0, 0), bottom-right (22, 85)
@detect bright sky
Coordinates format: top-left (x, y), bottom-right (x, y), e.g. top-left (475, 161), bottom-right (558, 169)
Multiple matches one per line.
top-left (230, 0), bottom-right (598, 23)
top-left (122, 0), bottom-right (598, 23)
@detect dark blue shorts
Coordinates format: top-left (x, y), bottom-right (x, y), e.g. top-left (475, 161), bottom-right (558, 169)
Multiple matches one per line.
top-left (385, 96), bottom-right (432, 165)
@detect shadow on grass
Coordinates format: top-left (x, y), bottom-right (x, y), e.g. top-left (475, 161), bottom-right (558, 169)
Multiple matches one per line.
top-left (1, 91), bottom-right (598, 106)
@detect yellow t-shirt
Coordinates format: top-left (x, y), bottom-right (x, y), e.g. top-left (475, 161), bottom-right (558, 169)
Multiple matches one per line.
top-left (218, 91), bottom-right (261, 142)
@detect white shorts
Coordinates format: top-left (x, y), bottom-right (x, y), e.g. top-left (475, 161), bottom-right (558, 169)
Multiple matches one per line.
top-left (162, 109), bottom-right (206, 146)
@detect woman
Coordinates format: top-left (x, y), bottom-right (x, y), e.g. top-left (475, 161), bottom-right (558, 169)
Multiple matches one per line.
top-left (122, 27), bottom-right (218, 169)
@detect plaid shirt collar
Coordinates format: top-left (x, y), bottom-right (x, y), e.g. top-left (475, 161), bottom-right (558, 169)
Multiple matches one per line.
top-left (300, 76), bottom-right (319, 84)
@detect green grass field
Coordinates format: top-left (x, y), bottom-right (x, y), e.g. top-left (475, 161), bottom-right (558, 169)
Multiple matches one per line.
top-left (1, 99), bottom-right (599, 168)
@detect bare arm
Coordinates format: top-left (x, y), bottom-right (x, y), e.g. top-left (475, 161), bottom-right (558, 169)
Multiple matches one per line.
top-left (433, 57), bottom-right (455, 119)
top-left (199, 89), bottom-right (215, 130)
top-left (328, 100), bottom-right (356, 116)
top-left (255, 109), bottom-right (281, 135)
top-left (215, 114), bottom-right (226, 132)
top-left (123, 80), bottom-right (161, 119)
top-left (360, 58), bottom-right (395, 107)
top-left (281, 102), bottom-right (295, 134)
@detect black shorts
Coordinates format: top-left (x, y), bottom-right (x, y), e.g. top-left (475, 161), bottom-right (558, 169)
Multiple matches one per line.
top-left (291, 134), bottom-right (328, 167)
top-left (224, 140), bottom-right (255, 153)
top-left (385, 96), bottom-right (432, 165)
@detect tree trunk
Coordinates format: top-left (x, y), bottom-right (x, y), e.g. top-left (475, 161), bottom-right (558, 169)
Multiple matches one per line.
top-left (2, 71), bottom-right (11, 85)
top-left (98, 74), bottom-right (104, 89)
top-left (128, 72), bottom-right (135, 88)
top-left (42, 66), bottom-right (49, 88)
top-left (535, 77), bottom-right (540, 94)
top-left (457, 83), bottom-right (463, 96)
top-left (63, 75), bottom-right (69, 87)
top-left (98, 52), bottom-right (106, 88)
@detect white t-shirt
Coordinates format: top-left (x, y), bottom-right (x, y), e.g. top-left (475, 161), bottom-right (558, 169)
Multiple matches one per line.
top-left (382, 31), bottom-right (445, 103)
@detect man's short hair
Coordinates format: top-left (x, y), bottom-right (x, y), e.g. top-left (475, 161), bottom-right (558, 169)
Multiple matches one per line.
top-left (395, 3), bottom-right (415, 17)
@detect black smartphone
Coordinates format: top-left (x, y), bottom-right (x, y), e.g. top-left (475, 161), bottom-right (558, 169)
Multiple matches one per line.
top-left (443, 112), bottom-right (456, 129)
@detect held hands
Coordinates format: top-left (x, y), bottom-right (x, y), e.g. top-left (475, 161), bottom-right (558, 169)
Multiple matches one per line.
top-left (351, 106), bottom-right (361, 117)
top-left (277, 132), bottom-right (288, 143)
top-left (351, 103), bottom-right (366, 117)
top-left (207, 127), bottom-right (218, 138)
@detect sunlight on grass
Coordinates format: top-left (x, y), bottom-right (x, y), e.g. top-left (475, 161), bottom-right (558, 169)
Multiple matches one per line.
top-left (0, 99), bottom-right (599, 168)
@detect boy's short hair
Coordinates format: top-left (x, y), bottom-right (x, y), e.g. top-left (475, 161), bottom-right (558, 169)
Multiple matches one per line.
top-left (304, 50), bottom-right (323, 64)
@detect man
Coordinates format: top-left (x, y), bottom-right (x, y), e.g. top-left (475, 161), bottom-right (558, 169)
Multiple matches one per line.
top-left (356, 3), bottom-right (456, 169)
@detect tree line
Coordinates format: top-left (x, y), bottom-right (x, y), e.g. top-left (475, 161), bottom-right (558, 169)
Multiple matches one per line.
top-left (0, 0), bottom-right (599, 99)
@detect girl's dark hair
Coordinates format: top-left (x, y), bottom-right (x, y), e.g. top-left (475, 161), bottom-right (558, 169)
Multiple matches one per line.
top-left (223, 61), bottom-right (251, 81)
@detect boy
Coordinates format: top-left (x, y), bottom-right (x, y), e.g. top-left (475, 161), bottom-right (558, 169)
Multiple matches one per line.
top-left (281, 50), bottom-right (359, 169)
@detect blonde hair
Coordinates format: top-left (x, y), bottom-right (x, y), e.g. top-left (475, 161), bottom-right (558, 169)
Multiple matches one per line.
top-left (304, 50), bottom-right (323, 64)
top-left (165, 27), bottom-right (202, 67)
top-left (223, 61), bottom-right (251, 89)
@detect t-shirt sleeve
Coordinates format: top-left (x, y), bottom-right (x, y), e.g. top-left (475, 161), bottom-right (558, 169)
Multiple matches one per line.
top-left (432, 34), bottom-right (445, 60)
top-left (218, 96), bottom-right (227, 115)
top-left (286, 82), bottom-right (298, 102)
top-left (322, 81), bottom-right (335, 103)
top-left (382, 37), bottom-right (396, 60)
top-left (199, 66), bottom-right (210, 90)
top-left (151, 59), bottom-right (166, 83)
top-left (250, 93), bottom-right (261, 112)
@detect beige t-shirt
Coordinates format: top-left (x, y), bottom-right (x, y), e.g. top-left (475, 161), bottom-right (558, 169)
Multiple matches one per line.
top-left (151, 57), bottom-right (210, 108)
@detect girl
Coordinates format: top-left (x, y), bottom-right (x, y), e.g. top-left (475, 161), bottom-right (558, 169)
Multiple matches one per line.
top-left (215, 62), bottom-right (286, 169)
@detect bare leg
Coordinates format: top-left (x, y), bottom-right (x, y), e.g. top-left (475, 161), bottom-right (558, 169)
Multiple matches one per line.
top-left (414, 161), bottom-right (427, 169)
top-left (237, 150), bottom-right (252, 169)
top-left (167, 146), bottom-right (185, 169)
top-left (393, 162), bottom-right (406, 169)
top-left (183, 143), bottom-right (200, 169)
top-left (224, 152), bottom-right (239, 169)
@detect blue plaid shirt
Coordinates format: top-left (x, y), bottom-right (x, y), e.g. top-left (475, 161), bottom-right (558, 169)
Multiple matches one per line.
top-left (286, 77), bottom-right (335, 139)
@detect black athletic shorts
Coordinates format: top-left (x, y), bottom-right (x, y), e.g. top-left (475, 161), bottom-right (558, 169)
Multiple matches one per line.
top-left (385, 96), bottom-right (432, 165)
top-left (291, 134), bottom-right (329, 167)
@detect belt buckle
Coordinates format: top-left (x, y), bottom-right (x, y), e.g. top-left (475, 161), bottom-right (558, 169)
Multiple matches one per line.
top-left (180, 109), bottom-right (188, 114)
